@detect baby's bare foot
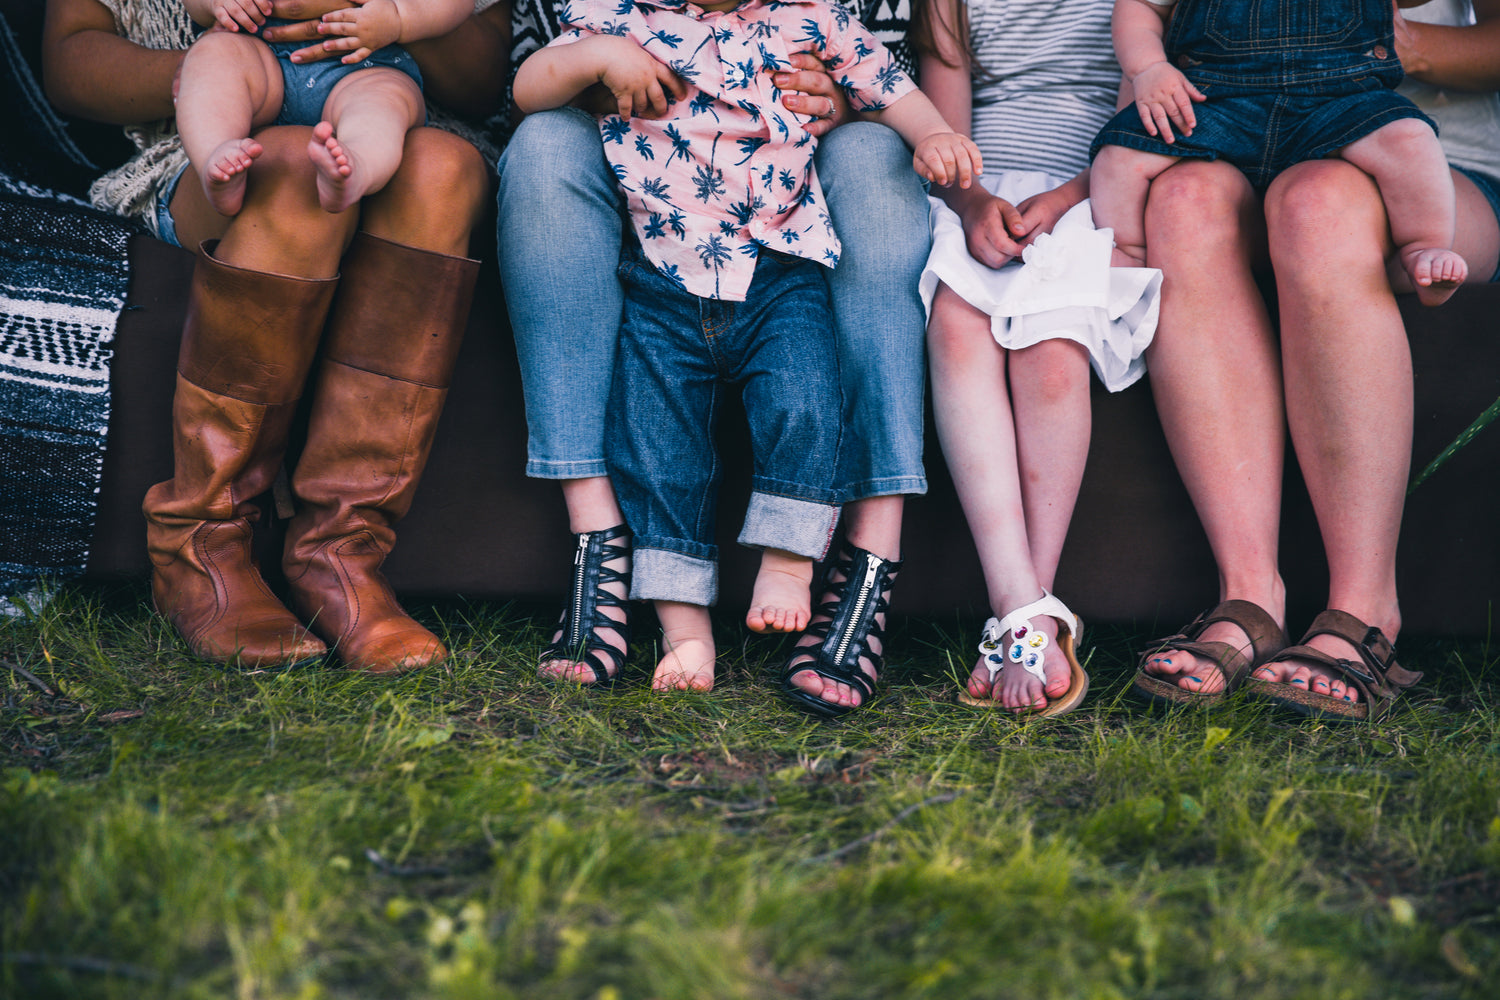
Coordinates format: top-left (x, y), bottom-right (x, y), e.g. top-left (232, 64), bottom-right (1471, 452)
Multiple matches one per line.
top-left (747, 551), bottom-right (813, 634)
top-left (202, 137), bottom-right (263, 217)
top-left (653, 636), bottom-right (716, 692)
top-left (1403, 245), bottom-right (1467, 307)
top-left (307, 121), bottom-right (360, 214)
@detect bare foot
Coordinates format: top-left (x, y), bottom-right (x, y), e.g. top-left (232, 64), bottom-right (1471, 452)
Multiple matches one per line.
top-left (1403, 245), bottom-right (1467, 307)
top-left (653, 601), bottom-right (716, 692)
top-left (307, 121), bottom-right (361, 214)
top-left (201, 137), bottom-right (263, 217)
top-left (746, 550), bottom-right (813, 633)
top-left (1249, 628), bottom-right (1389, 705)
top-left (965, 614), bottom-right (1070, 711)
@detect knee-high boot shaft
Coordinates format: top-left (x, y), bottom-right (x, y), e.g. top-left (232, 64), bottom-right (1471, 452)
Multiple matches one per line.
top-left (143, 242), bottom-right (336, 665)
top-left (283, 232), bottom-right (478, 673)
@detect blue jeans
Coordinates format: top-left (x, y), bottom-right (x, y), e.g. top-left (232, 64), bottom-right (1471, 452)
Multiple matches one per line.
top-left (263, 19), bottom-right (422, 127)
top-left (607, 244), bottom-right (843, 607)
top-left (496, 109), bottom-right (931, 498)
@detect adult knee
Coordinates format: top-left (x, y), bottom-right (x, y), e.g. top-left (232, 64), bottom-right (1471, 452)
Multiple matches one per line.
top-left (818, 122), bottom-right (930, 272)
top-left (237, 128), bottom-right (351, 250)
top-left (1264, 160), bottom-right (1387, 274)
top-left (1144, 161), bottom-right (1255, 264)
top-left (499, 108), bottom-right (614, 203)
top-left (399, 128), bottom-right (490, 226)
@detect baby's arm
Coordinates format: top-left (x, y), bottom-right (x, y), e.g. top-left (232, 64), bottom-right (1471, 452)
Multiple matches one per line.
top-left (1113, 0), bottom-right (1204, 142)
top-left (869, 90), bottom-right (984, 189)
top-left (315, 0), bottom-right (472, 64)
top-left (186, 0), bottom-right (270, 32)
top-left (514, 34), bottom-right (684, 120)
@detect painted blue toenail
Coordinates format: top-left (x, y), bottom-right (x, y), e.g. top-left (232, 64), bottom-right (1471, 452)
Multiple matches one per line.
top-left (1292, 678), bottom-right (1306, 686)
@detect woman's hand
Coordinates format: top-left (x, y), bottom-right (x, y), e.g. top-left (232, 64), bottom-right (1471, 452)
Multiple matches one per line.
top-left (258, 0), bottom-right (356, 61)
top-left (958, 191), bottom-right (1028, 267)
top-left (772, 52), bottom-right (852, 137)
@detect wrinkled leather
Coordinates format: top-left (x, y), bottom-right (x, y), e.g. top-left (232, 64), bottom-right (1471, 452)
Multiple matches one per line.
top-left (143, 243), bottom-right (335, 666)
top-left (283, 234), bottom-right (478, 674)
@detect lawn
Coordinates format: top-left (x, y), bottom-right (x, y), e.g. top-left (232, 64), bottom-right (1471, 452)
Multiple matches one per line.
top-left (3, 583), bottom-right (1497, 999)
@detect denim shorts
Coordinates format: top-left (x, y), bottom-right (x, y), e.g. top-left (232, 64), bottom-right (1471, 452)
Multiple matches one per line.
top-left (1456, 165), bottom-right (1500, 283)
top-left (1091, 85), bottom-right (1436, 190)
top-left (266, 21), bottom-right (422, 127)
top-left (153, 162), bottom-right (188, 248)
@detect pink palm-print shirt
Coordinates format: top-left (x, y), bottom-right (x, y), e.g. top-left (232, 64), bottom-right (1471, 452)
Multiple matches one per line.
top-left (549, 0), bottom-right (916, 300)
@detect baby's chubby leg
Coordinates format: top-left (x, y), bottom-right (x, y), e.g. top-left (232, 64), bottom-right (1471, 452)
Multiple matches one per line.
top-left (1340, 119), bottom-right (1467, 306)
top-left (311, 67), bottom-right (425, 214)
top-left (653, 601), bottom-right (717, 692)
top-left (1089, 145), bottom-right (1181, 267)
top-left (176, 31), bottom-right (285, 217)
top-left (747, 549), bottom-right (815, 634)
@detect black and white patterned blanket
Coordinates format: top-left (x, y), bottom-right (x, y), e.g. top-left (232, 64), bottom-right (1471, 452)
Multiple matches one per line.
top-left (0, 174), bottom-right (132, 614)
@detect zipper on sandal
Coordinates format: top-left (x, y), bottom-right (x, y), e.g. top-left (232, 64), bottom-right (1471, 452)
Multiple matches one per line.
top-left (568, 532), bottom-right (589, 652)
top-left (833, 553), bottom-right (881, 665)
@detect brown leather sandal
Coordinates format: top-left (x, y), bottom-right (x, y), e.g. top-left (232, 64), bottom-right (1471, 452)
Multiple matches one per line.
top-left (1133, 599), bottom-right (1287, 706)
top-left (1244, 609), bottom-right (1421, 723)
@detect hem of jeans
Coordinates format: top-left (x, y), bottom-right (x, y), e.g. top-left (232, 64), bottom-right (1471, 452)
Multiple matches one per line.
top-left (841, 476), bottom-right (928, 502)
top-left (738, 492), bottom-right (842, 561)
top-left (631, 546), bottom-right (718, 606)
top-left (525, 459), bottom-right (610, 480)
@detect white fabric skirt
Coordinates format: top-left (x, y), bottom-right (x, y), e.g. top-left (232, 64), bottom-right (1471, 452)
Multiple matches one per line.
top-left (920, 169), bottom-right (1162, 392)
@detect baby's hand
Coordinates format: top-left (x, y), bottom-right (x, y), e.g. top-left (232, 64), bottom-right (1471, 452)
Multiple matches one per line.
top-left (317, 0), bottom-right (400, 64)
top-left (914, 131), bottom-right (983, 189)
top-left (212, 0), bottom-right (272, 32)
top-left (595, 36), bottom-right (685, 120)
top-left (1130, 61), bottom-right (1205, 143)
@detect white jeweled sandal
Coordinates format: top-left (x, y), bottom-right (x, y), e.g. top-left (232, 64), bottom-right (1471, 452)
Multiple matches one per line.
top-left (959, 590), bottom-right (1089, 716)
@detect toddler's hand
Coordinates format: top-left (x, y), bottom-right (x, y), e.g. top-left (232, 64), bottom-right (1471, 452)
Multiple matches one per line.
top-left (316, 0), bottom-right (400, 64)
top-left (595, 36), bottom-right (686, 120)
top-left (1130, 61), bottom-right (1205, 143)
top-left (960, 193), bottom-right (1026, 268)
top-left (212, 0), bottom-right (272, 33)
top-left (914, 131), bottom-right (983, 189)
top-left (1014, 187), bottom-right (1077, 245)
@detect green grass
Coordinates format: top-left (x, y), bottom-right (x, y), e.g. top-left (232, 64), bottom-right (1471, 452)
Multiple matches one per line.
top-left (3, 582), bottom-right (1498, 999)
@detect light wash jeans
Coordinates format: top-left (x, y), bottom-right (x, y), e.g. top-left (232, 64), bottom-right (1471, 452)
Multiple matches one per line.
top-left (608, 243), bottom-right (843, 606)
top-left (496, 108), bottom-right (931, 498)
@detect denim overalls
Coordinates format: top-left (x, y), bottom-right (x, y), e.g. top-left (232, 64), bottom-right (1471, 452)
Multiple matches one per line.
top-left (262, 18), bottom-right (424, 127)
top-left (1091, 0), bottom-right (1436, 188)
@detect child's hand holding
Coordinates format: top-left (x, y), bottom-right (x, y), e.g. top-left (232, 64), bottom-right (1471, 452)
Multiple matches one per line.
top-left (212, 0), bottom-right (272, 33)
top-left (595, 36), bottom-right (686, 120)
top-left (317, 0), bottom-right (401, 64)
top-left (1129, 61), bottom-right (1205, 142)
top-left (958, 193), bottom-right (1027, 268)
top-left (914, 131), bottom-right (984, 190)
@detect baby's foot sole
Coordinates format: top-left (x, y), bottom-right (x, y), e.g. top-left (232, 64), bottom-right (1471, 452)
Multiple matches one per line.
top-left (1404, 246), bottom-right (1467, 307)
top-left (202, 137), bottom-right (262, 216)
top-left (308, 122), bottom-right (361, 214)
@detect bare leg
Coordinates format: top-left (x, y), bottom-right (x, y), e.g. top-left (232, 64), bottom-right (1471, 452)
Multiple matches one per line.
top-left (1089, 144), bottom-right (1181, 267)
top-left (1137, 160), bottom-right (1288, 692)
top-left (927, 286), bottom-right (1087, 710)
top-left (1340, 120), bottom-right (1467, 306)
top-left (747, 549), bottom-right (814, 634)
top-left (1250, 160), bottom-right (1410, 703)
top-left (653, 601), bottom-right (716, 692)
top-left (175, 32), bottom-right (284, 217)
top-left (310, 68), bottom-right (425, 214)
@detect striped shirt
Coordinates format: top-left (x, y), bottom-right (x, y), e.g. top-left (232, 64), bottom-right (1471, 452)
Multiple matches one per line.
top-left (968, 0), bottom-right (1121, 177)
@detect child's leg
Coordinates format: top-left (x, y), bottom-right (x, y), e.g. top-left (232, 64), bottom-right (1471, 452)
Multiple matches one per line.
top-left (653, 600), bottom-right (717, 692)
top-left (310, 67), bottom-right (425, 214)
top-left (747, 549), bottom-right (816, 633)
top-left (1089, 144), bottom-right (1182, 267)
top-left (175, 32), bottom-right (285, 217)
top-left (1339, 119), bottom-right (1468, 306)
top-left (927, 284), bottom-right (1090, 711)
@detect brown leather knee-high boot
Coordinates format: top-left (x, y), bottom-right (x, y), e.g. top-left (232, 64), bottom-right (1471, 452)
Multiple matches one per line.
top-left (282, 233), bottom-right (477, 674)
top-left (143, 242), bottom-right (335, 666)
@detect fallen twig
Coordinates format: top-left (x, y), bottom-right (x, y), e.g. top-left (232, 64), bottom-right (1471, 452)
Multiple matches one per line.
top-left (804, 792), bottom-right (962, 864)
top-left (2, 660), bottom-right (56, 698)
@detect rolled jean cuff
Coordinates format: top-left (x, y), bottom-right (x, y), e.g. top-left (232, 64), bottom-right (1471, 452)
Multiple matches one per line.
top-left (632, 546), bottom-right (718, 606)
top-left (524, 457), bottom-right (610, 480)
top-left (738, 492), bottom-right (841, 561)
top-left (842, 474), bottom-right (928, 502)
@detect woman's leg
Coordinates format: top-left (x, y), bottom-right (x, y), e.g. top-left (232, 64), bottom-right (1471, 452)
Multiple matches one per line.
top-left (927, 286), bottom-right (1086, 710)
top-left (496, 108), bottom-right (632, 678)
top-left (785, 121), bottom-right (929, 709)
top-left (1136, 160), bottom-right (1288, 693)
top-left (1249, 159), bottom-right (1409, 701)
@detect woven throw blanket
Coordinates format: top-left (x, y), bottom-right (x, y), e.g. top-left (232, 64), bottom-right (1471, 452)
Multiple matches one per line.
top-left (0, 171), bottom-right (132, 614)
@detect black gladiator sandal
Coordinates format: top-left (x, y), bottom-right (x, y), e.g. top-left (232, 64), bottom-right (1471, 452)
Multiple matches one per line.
top-left (780, 543), bottom-right (901, 717)
top-left (540, 524), bottom-right (632, 685)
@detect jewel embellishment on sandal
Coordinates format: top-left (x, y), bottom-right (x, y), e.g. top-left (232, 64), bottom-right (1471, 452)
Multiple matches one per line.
top-left (979, 615), bottom-right (1049, 682)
